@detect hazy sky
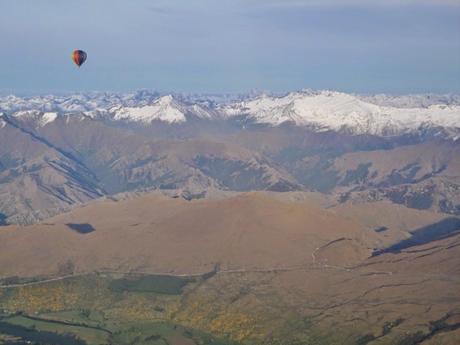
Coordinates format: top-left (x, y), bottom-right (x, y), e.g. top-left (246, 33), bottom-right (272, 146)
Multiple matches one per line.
top-left (1, 0), bottom-right (459, 94)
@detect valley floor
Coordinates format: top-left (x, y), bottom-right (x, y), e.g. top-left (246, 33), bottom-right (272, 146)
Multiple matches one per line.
top-left (0, 192), bottom-right (459, 344)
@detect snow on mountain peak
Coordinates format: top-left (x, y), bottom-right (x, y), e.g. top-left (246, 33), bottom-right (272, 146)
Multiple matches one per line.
top-left (110, 95), bottom-right (216, 124)
top-left (112, 95), bottom-right (186, 124)
top-left (8, 110), bottom-right (59, 127)
top-left (1, 90), bottom-right (459, 137)
top-left (221, 90), bottom-right (460, 136)
top-left (40, 112), bottom-right (58, 126)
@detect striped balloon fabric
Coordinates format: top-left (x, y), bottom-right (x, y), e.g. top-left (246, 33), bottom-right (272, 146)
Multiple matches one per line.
top-left (72, 50), bottom-right (87, 67)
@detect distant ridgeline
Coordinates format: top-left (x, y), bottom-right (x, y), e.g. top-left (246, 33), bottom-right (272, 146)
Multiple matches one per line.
top-left (0, 90), bottom-right (459, 225)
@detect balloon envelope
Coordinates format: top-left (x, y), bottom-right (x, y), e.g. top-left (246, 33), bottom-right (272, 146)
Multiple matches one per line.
top-left (72, 50), bottom-right (87, 67)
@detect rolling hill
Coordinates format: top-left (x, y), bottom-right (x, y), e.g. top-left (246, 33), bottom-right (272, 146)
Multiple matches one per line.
top-left (0, 191), bottom-right (459, 344)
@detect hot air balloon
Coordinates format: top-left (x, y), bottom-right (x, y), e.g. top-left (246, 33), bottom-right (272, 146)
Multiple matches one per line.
top-left (72, 50), bottom-right (87, 67)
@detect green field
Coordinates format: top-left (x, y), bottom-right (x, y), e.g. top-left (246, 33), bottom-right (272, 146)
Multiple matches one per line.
top-left (0, 273), bottom-right (242, 345)
top-left (0, 313), bottom-right (240, 345)
top-left (1, 271), bottom-right (452, 345)
top-left (109, 275), bottom-right (194, 295)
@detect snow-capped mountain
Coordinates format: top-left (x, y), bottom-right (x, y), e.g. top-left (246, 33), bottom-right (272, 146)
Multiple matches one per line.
top-left (1, 90), bottom-right (459, 137)
top-left (1, 89), bottom-right (460, 225)
top-left (0, 109), bottom-right (59, 128)
top-left (108, 95), bottom-right (213, 124)
top-left (221, 90), bottom-right (460, 136)
top-left (360, 93), bottom-right (460, 108)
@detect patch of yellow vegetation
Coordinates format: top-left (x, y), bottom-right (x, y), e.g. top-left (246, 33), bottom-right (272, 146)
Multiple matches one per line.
top-left (174, 297), bottom-right (264, 343)
top-left (0, 274), bottom-right (267, 343)
top-left (208, 312), bottom-right (257, 342)
top-left (5, 283), bottom-right (79, 313)
top-left (102, 292), bottom-right (182, 324)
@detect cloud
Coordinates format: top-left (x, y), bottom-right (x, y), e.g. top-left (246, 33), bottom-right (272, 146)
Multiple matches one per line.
top-left (255, 0), bottom-right (460, 8)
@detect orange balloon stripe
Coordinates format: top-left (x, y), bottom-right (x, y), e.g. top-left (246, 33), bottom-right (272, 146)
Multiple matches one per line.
top-left (72, 50), bottom-right (86, 67)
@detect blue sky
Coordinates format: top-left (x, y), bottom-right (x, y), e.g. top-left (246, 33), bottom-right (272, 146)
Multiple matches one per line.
top-left (0, 0), bottom-right (459, 94)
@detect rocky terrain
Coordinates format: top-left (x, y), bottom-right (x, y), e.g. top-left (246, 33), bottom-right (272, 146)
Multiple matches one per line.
top-left (0, 90), bottom-right (459, 224)
top-left (1, 89), bottom-right (460, 344)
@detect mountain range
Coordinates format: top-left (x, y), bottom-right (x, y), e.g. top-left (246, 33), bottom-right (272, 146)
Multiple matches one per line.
top-left (1, 89), bottom-right (460, 344)
top-left (0, 90), bottom-right (459, 224)
top-left (2, 90), bottom-right (460, 135)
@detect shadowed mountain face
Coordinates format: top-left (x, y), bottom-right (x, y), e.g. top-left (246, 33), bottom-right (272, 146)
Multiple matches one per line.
top-left (373, 217), bottom-right (460, 255)
top-left (0, 91), bottom-right (459, 224)
top-left (0, 213), bottom-right (6, 226)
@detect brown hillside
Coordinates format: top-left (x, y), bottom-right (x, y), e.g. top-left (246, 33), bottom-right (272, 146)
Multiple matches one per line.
top-left (0, 192), bottom-right (375, 279)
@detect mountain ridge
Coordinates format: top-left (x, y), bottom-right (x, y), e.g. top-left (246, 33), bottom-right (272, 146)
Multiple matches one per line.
top-left (1, 89), bottom-right (459, 225)
top-left (1, 89), bottom-right (459, 138)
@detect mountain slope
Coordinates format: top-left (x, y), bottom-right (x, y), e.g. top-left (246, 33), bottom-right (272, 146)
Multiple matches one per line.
top-left (2, 90), bottom-right (459, 137)
top-left (0, 119), bottom-right (103, 224)
top-left (108, 95), bottom-right (214, 124)
top-left (0, 90), bottom-right (459, 224)
top-left (221, 90), bottom-right (460, 137)
top-left (0, 192), bottom-right (376, 278)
